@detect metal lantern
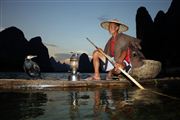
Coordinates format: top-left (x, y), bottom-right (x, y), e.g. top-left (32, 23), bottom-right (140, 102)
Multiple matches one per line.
top-left (68, 53), bottom-right (80, 81)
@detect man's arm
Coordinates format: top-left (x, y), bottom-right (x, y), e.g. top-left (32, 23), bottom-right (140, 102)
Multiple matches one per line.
top-left (118, 50), bottom-right (127, 63)
top-left (113, 50), bottom-right (127, 73)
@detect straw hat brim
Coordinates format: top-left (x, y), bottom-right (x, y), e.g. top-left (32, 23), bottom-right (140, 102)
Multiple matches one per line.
top-left (101, 20), bottom-right (128, 33)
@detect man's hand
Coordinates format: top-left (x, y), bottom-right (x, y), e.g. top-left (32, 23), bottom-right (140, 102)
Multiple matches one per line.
top-left (112, 62), bottom-right (125, 75)
top-left (97, 48), bottom-right (103, 53)
top-left (114, 63), bottom-right (125, 71)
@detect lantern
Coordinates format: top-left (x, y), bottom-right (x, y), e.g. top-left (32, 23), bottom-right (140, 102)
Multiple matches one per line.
top-left (68, 53), bottom-right (80, 81)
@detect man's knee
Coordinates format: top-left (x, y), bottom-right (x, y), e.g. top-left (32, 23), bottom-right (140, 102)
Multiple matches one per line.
top-left (93, 50), bottom-right (100, 58)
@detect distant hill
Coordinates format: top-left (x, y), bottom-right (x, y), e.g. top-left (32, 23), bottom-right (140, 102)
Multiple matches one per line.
top-left (0, 27), bottom-right (30, 71)
top-left (0, 27), bottom-right (94, 73)
top-left (136, 0), bottom-right (180, 76)
top-left (78, 53), bottom-right (93, 73)
top-left (0, 27), bottom-right (54, 72)
top-left (49, 57), bottom-right (70, 72)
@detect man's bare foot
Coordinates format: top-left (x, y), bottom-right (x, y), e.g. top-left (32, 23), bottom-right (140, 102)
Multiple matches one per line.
top-left (106, 71), bottom-right (113, 80)
top-left (85, 75), bottom-right (101, 80)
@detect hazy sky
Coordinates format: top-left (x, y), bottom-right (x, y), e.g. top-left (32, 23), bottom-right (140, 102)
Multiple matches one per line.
top-left (0, 0), bottom-right (172, 60)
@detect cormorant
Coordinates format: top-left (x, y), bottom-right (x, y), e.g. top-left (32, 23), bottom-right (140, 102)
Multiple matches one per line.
top-left (23, 55), bottom-right (41, 78)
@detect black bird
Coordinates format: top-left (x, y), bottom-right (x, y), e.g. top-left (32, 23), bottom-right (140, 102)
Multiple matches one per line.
top-left (23, 55), bottom-right (41, 78)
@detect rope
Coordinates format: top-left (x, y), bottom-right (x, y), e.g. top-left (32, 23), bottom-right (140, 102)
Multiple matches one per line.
top-left (145, 89), bottom-right (180, 100)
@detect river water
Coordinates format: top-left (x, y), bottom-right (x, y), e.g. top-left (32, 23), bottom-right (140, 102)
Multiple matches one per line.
top-left (0, 72), bottom-right (180, 120)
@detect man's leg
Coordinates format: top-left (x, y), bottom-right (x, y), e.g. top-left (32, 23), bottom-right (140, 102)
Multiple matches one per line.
top-left (91, 50), bottom-right (106, 80)
top-left (105, 59), bottom-right (115, 80)
top-left (106, 70), bottom-right (113, 80)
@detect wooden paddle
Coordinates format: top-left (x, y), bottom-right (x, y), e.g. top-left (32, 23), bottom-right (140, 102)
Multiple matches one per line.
top-left (86, 37), bottom-right (145, 89)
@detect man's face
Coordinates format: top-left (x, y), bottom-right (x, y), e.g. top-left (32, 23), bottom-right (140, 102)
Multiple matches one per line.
top-left (108, 22), bottom-right (119, 34)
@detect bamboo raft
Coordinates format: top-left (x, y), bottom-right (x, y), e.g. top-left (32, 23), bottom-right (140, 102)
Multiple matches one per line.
top-left (0, 77), bottom-right (179, 90)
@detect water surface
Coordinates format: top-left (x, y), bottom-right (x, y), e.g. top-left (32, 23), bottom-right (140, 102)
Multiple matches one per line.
top-left (0, 72), bottom-right (180, 120)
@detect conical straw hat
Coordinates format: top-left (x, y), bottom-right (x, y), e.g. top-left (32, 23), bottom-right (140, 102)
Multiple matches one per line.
top-left (101, 19), bottom-right (128, 33)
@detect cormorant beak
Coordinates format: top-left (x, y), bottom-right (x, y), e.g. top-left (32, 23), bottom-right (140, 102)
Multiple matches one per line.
top-left (27, 55), bottom-right (37, 59)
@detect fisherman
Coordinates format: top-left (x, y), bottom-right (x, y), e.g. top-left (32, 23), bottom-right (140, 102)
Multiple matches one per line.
top-left (87, 19), bottom-right (144, 80)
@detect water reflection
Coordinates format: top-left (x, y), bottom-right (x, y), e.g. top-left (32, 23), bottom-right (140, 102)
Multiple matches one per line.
top-left (0, 91), bottom-right (47, 120)
top-left (68, 89), bottom-right (128, 119)
top-left (1, 72), bottom-right (180, 120)
top-left (67, 88), bottom-right (163, 120)
top-left (69, 91), bottom-right (80, 119)
top-left (69, 91), bottom-right (91, 119)
top-left (131, 89), bottom-right (161, 105)
top-left (70, 91), bottom-right (79, 109)
top-left (0, 87), bottom-right (180, 120)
